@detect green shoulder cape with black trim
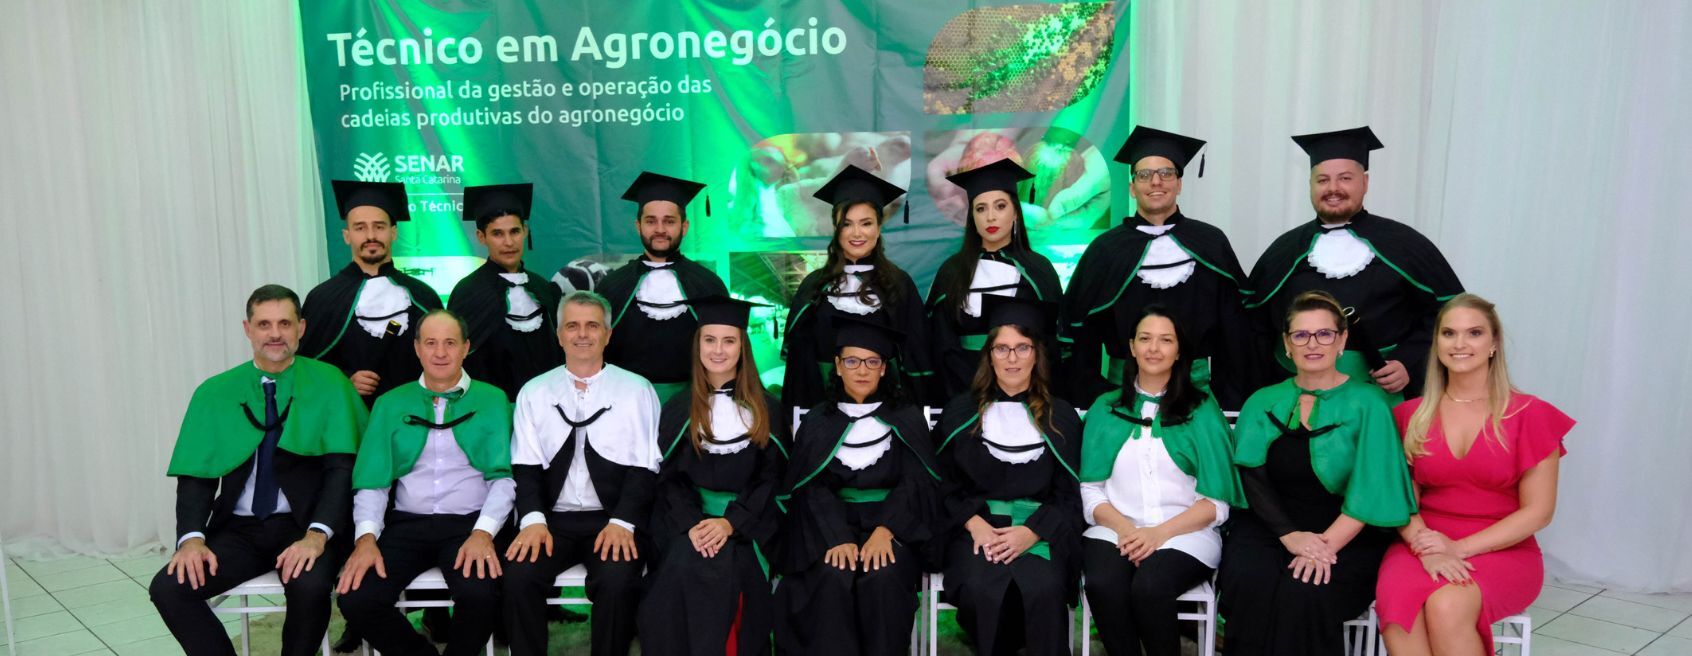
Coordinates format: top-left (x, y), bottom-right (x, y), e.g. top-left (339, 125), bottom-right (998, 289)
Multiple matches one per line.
top-left (167, 357), bottom-right (366, 478)
top-left (1080, 390), bottom-right (1245, 507)
top-left (351, 379), bottom-right (513, 490)
top-left (1231, 377), bottom-right (1416, 527)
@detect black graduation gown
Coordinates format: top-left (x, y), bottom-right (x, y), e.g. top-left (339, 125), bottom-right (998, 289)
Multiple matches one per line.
top-left (1245, 210), bottom-right (1463, 397)
top-left (1218, 435), bottom-right (1392, 656)
top-left (933, 391), bottom-right (1083, 656)
top-left (775, 399), bottom-right (940, 656)
top-left (639, 387), bottom-right (787, 656)
top-left (926, 247), bottom-right (1064, 400)
top-left (1059, 212), bottom-right (1261, 411)
top-left (299, 262), bottom-right (444, 404)
top-left (598, 255), bottom-right (728, 388)
top-left (780, 266), bottom-right (935, 411)
top-left (447, 260), bottom-right (564, 401)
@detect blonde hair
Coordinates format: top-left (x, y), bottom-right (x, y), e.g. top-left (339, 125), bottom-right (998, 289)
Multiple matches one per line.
top-left (1403, 293), bottom-right (1519, 458)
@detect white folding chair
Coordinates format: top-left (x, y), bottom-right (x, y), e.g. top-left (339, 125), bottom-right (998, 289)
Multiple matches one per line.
top-left (548, 563), bottom-right (591, 606)
top-left (1342, 603), bottom-right (1381, 656)
top-left (1077, 579), bottom-right (1217, 656)
top-left (361, 567), bottom-right (495, 656)
top-left (1492, 613), bottom-right (1532, 656)
top-left (208, 571), bottom-right (331, 656)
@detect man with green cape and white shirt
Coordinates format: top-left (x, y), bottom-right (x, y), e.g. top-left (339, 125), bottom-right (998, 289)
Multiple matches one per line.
top-left (149, 284), bottom-right (366, 656)
top-left (336, 308), bottom-right (515, 656)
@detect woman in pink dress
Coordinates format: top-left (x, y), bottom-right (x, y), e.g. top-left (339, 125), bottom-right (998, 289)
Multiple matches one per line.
top-left (1377, 293), bottom-right (1575, 655)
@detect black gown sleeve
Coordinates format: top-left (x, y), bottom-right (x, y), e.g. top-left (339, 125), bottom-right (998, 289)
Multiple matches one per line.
top-left (1240, 465), bottom-right (1298, 537)
top-left (652, 450), bottom-right (703, 538)
top-left (724, 441), bottom-right (784, 543)
top-left (612, 464), bottom-right (658, 531)
top-left (307, 453), bottom-right (354, 534)
top-left (933, 399), bottom-right (990, 533)
top-left (174, 476), bottom-right (219, 540)
top-left (1022, 408), bottom-right (1082, 544)
top-left (512, 464), bottom-right (546, 519)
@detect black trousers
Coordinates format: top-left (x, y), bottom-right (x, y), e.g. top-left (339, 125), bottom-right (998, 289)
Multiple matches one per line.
top-left (1081, 540), bottom-right (1212, 656)
top-left (502, 510), bottom-right (643, 656)
top-left (149, 514), bottom-right (341, 656)
top-left (336, 512), bottom-right (501, 656)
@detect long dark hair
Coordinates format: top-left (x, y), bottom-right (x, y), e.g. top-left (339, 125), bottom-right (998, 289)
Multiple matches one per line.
top-left (687, 325), bottom-right (771, 454)
top-left (1116, 305), bottom-right (1206, 423)
top-left (935, 195), bottom-right (1032, 319)
top-left (968, 324), bottom-right (1063, 438)
top-left (819, 201), bottom-right (906, 311)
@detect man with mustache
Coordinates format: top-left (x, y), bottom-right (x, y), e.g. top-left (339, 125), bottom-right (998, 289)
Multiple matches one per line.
top-left (595, 172), bottom-right (728, 403)
top-left (502, 291), bottom-right (661, 656)
top-left (149, 284), bottom-right (366, 656)
top-left (300, 180), bottom-right (444, 405)
top-left (448, 182), bottom-right (564, 401)
top-left (1246, 127), bottom-right (1463, 397)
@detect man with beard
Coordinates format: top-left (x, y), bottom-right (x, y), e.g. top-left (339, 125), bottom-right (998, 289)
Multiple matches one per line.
top-left (1246, 127), bottom-right (1463, 397)
top-left (596, 172), bottom-right (728, 403)
top-left (300, 180), bottom-right (444, 405)
top-left (149, 285), bottom-right (365, 656)
top-left (449, 182), bottom-right (564, 401)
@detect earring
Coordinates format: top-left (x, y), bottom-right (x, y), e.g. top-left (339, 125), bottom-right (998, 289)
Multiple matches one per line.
top-left (1489, 350), bottom-right (1496, 358)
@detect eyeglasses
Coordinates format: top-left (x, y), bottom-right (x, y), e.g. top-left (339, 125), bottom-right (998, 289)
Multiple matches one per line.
top-left (839, 356), bottom-right (885, 370)
top-left (1287, 329), bottom-right (1342, 346)
top-left (991, 343), bottom-right (1034, 359)
top-left (1133, 167), bottom-right (1178, 183)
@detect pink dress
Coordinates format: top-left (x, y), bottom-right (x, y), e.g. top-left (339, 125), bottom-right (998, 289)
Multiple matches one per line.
top-left (1376, 394), bottom-right (1574, 648)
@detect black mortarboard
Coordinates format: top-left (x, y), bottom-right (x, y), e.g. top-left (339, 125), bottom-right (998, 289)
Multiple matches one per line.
top-left (621, 172), bottom-right (709, 217)
top-left (833, 314), bottom-right (904, 358)
top-left (945, 158), bottom-right (1036, 205)
top-left (685, 294), bottom-right (765, 330)
top-left (1292, 126), bottom-right (1384, 170)
top-left (463, 182), bottom-right (535, 247)
top-left (1114, 126), bottom-right (1208, 177)
top-left (812, 164), bottom-right (910, 223)
top-left (463, 183), bottom-right (533, 227)
top-left (332, 180), bottom-right (410, 222)
top-left (982, 295), bottom-right (1059, 338)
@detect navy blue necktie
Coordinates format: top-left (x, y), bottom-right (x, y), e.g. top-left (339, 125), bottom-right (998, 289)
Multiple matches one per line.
top-left (252, 379), bottom-right (281, 519)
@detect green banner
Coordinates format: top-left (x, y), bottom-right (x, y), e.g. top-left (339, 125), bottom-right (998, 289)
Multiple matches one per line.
top-left (299, 0), bottom-right (1134, 380)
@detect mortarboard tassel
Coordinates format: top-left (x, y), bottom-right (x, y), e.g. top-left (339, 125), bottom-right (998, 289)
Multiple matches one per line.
top-left (903, 200), bottom-right (909, 224)
top-left (705, 194), bottom-right (711, 218)
top-left (1198, 152), bottom-right (1206, 178)
top-left (1028, 182), bottom-right (1038, 204)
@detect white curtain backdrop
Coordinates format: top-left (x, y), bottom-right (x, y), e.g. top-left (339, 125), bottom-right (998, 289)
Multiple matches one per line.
top-left (0, 1), bottom-right (329, 554)
top-left (2, 0), bottom-right (1687, 591)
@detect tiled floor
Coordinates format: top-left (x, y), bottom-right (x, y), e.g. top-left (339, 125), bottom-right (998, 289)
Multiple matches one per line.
top-left (6, 552), bottom-right (1692, 655)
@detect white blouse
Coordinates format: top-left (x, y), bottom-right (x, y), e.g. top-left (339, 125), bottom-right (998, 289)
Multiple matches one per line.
top-left (1079, 389), bottom-right (1230, 567)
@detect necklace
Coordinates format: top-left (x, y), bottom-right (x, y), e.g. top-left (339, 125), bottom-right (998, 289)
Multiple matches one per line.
top-left (1444, 391), bottom-right (1485, 404)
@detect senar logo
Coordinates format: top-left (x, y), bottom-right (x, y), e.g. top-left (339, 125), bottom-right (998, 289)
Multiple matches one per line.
top-left (353, 152), bottom-right (392, 182)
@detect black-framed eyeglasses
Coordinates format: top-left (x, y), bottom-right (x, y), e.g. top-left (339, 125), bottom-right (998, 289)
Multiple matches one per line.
top-left (1287, 329), bottom-right (1342, 346)
top-left (840, 356), bottom-right (885, 370)
top-left (1133, 167), bottom-right (1178, 183)
top-left (991, 343), bottom-right (1034, 359)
